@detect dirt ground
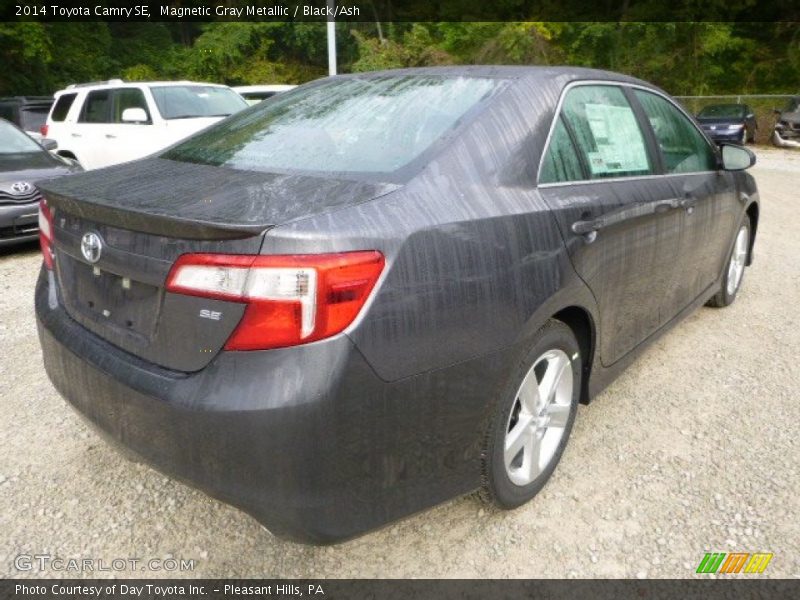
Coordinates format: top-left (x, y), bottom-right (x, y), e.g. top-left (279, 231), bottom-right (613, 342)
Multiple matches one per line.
top-left (1, 148), bottom-right (798, 579)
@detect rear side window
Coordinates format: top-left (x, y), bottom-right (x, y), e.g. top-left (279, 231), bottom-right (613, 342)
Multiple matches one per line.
top-left (79, 90), bottom-right (112, 123)
top-left (540, 117), bottom-right (584, 183)
top-left (560, 85), bottom-right (653, 179)
top-left (112, 88), bottom-right (151, 123)
top-left (634, 90), bottom-right (716, 174)
top-left (51, 93), bottom-right (77, 122)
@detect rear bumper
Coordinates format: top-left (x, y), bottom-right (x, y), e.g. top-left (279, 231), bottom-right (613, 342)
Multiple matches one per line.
top-left (0, 201), bottom-right (39, 247)
top-left (35, 269), bottom-right (490, 543)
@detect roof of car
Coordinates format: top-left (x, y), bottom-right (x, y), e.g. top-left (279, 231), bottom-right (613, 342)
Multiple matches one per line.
top-left (54, 80), bottom-right (232, 95)
top-left (334, 65), bottom-right (652, 86)
top-left (0, 96), bottom-right (53, 104)
top-left (233, 85), bottom-right (297, 93)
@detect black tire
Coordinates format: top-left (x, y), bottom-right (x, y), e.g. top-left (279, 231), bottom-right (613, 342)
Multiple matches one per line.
top-left (480, 319), bottom-right (582, 509)
top-left (707, 215), bottom-right (751, 308)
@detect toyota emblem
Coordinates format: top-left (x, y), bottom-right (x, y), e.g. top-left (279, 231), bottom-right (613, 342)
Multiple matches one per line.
top-left (80, 232), bottom-right (104, 264)
top-left (10, 182), bottom-right (32, 195)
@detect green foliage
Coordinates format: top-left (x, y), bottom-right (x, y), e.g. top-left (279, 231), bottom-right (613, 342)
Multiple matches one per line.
top-left (0, 21), bottom-right (797, 97)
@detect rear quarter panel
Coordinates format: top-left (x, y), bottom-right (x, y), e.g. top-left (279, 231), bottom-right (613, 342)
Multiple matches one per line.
top-left (262, 74), bottom-right (600, 383)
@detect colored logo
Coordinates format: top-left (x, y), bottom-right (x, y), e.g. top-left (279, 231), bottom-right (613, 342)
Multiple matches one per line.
top-left (696, 552), bottom-right (773, 574)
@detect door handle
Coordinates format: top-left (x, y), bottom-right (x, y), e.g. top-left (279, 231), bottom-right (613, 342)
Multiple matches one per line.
top-left (70, 133), bottom-right (81, 138)
top-left (571, 218), bottom-right (602, 236)
top-left (571, 198), bottom-right (681, 242)
top-left (105, 134), bottom-right (116, 139)
top-left (680, 195), bottom-right (697, 214)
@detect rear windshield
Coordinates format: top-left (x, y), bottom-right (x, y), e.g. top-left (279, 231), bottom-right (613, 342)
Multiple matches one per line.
top-left (0, 120), bottom-right (43, 154)
top-left (20, 106), bottom-right (50, 131)
top-left (162, 75), bottom-right (503, 176)
top-left (698, 104), bottom-right (745, 118)
top-left (150, 85), bottom-right (248, 119)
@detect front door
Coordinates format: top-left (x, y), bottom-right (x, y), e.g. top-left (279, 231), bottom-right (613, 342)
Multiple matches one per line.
top-left (632, 89), bottom-right (739, 306)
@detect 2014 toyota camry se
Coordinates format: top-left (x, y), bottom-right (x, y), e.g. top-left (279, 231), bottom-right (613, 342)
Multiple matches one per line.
top-left (35, 67), bottom-right (759, 543)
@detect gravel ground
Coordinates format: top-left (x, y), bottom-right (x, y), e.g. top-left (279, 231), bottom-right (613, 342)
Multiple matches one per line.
top-left (1, 148), bottom-right (798, 579)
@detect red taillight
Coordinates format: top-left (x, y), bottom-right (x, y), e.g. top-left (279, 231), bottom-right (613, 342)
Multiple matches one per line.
top-left (38, 198), bottom-right (54, 270)
top-left (40, 124), bottom-right (48, 137)
top-left (166, 251), bottom-right (385, 351)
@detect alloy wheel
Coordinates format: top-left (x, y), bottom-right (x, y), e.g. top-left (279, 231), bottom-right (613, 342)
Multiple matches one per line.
top-left (503, 348), bottom-right (573, 486)
top-left (726, 225), bottom-right (749, 296)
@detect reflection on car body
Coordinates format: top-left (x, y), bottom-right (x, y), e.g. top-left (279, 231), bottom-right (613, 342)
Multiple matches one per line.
top-left (35, 67), bottom-right (759, 543)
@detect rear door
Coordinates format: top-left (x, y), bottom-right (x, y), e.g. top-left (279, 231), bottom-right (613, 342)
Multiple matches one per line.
top-left (632, 89), bottom-right (737, 304)
top-left (99, 87), bottom-right (160, 164)
top-left (538, 83), bottom-right (688, 366)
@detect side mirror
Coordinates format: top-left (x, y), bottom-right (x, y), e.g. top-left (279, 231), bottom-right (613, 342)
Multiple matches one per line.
top-left (773, 109), bottom-right (782, 116)
top-left (121, 107), bottom-right (148, 123)
top-left (720, 143), bottom-right (756, 171)
top-left (746, 113), bottom-right (754, 119)
top-left (40, 138), bottom-right (57, 151)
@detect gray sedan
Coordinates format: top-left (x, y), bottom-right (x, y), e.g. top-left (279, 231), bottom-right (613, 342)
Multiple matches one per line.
top-left (0, 119), bottom-right (79, 247)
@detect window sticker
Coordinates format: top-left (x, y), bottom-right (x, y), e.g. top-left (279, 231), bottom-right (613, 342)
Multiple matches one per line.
top-left (584, 103), bottom-right (649, 175)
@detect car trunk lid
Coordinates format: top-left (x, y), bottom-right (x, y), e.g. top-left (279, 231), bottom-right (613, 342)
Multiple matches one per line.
top-left (38, 159), bottom-right (398, 371)
top-left (39, 157), bottom-right (399, 239)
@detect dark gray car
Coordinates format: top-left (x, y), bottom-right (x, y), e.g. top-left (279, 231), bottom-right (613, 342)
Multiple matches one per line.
top-left (0, 119), bottom-right (79, 247)
top-left (34, 67), bottom-right (759, 543)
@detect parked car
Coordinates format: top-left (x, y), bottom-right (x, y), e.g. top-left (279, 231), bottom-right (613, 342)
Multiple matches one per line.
top-left (696, 103), bottom-right (756, 144)
top-left (773, 96), bottom-right (800, 148)
top-left (0, 119), bottom-right (80, 247)
top-left (0, 96), bottom-right (54, 141)
top-left (44, 80), bottom-right (248, 170)
top-left (35, 67), bottom-right (759, 543)
top-left (233, 84), bottom-right (297, 105)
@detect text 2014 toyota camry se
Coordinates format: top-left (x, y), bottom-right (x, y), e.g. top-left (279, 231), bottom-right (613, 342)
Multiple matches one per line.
top-left (35, 67), bottom-right (759, 543)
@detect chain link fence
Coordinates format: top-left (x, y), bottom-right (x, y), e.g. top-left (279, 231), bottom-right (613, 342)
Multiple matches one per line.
top-left (675, 95), bottom-right (796, 145)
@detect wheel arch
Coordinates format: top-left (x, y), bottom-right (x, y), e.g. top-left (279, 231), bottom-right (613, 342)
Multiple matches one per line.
top-left (56, 150), bottom-right (78, 161)
top-left (552, 305), bottom-right (596, 405)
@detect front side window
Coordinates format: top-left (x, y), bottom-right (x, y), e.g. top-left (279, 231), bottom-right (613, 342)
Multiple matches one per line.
top-left (79, 90), bottom-right (112, 123)
top-left (634, 90), bottom-right (716, 174)
top-left (150, 85), bottom-right (247, 120)
top-left (559, 85), bottom-right (653, 180)
top-left (51, 93), bottom-right (76, 122)
top-left (162, 75), bottom-right (504, 176)
top-left (539, 117), bottom-right (583, 183)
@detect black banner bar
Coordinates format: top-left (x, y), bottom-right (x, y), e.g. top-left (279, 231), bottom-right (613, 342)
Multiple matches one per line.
top-left (3, 579), bottom-right (800, 600)
top-left (3, 0), bottom-right (800, 22)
